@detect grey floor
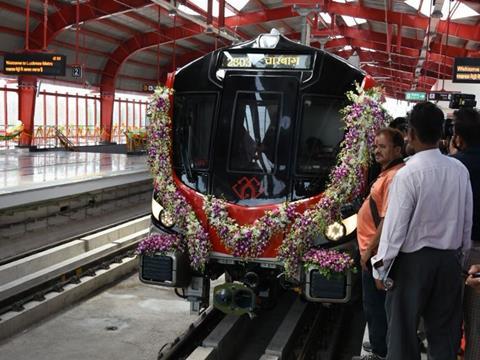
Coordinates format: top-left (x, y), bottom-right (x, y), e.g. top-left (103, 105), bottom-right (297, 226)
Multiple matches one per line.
top-left (0, 273), bottom-right (198, 360)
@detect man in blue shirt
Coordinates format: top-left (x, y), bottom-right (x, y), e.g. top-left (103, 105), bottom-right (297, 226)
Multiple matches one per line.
top-left (450, 107), bottom-right (480, 360)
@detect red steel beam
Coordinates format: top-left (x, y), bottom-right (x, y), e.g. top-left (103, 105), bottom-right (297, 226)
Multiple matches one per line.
top-left (312, 27), bottom-right (464, 63)
top-left (317, 29), bottom-right (457, 67)
top-left (358, 51), bottom-right (452, 78)
top-left (225, 2), bottom-right (480, 42)
top-left (0, 25), bottom-right (25, 38)
top-left (98, 18), bottom-right (139, 36)
top-left (0, 1), bottom-right (43, 21)
top-left (100, 22), bottom-right (204, 91)
top-left (30, 0), bottom-right (153, 48)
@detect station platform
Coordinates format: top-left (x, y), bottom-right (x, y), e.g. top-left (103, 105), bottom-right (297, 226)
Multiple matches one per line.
top-left (0, 149), bottom-right (152, 262)
top-left (0, 149), bottom-right (150, 210)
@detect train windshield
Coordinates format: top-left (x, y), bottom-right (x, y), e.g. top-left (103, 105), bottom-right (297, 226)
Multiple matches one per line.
top-left (228, 92), bottom-right (280, 175)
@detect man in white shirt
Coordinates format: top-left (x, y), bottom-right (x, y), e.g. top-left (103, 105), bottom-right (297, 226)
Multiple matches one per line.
top-left (371, 102), bottom-right (473, 360)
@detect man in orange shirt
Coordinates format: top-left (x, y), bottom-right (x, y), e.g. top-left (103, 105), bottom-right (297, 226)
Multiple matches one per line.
top-left (353, 128), bottom-right (405, 360)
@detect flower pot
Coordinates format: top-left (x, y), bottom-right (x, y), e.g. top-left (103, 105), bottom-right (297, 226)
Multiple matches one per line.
top-left (304, 269), bottom-right (352, 303)
top-left (139, 251), bottom-right (191, 287)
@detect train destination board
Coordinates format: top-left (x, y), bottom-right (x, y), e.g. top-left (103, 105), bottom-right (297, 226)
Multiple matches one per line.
top-left (452, 57), bottom-right (480, 83)
top-left (220, 52), bottom-right (312, 70)
top-left (3, 53), bottom-right (66, 76)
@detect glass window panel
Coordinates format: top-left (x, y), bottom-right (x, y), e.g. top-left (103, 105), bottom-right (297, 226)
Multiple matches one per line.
top-left (173, 93), bottom-right (216, 170)
top-left (296, 96), bottom-right (344, 174)
top-left (46, 95), bottom-right (56, 126)
top-left (229, 92), bottom-right (280, 174)
top-left (6, 92), bottom-right (18, 127)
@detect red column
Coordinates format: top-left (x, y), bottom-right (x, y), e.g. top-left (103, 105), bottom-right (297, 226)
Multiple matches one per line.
top-left (18, 75), bottom-right (37, 147)
top-left (100, 90), bottom-right (115, 143)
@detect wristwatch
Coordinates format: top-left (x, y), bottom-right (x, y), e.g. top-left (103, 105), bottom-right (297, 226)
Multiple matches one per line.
top-left (383, 277), bottom-right (394, 291)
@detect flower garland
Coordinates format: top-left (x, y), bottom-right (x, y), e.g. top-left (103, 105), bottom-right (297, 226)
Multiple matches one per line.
top-left (303, 248), bottom-right (356, 279)
top-left (204, 197), bottom-right (297, 258)
top-left (139, 83), bottom-right (389, 277)
top-left (278, 84), bottom-right (390, 277)
top-left (0, 121), bottom-right (24, 141)
top-left (136, 233), bottom-right (184, 256)
top-left (144, 86), bottom-right (210, 271)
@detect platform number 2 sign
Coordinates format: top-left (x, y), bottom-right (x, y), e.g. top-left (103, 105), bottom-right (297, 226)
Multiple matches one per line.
top-left (72, 65), bottom-right (82, 78)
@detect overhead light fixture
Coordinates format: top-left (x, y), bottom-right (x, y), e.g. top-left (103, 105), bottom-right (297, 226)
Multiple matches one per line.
top-left (431, 10), bottom-right (443, 19)
top-left (204, 25), bottom-right (214, 34)
top-left (168, 8), bottom-right (176, 17)
top-left (341, 15), bottom-right (367, 27)
top-left (319, 12), bottom-right (332, 24)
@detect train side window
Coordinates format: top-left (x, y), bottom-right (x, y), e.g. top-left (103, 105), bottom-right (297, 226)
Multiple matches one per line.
top-left (296, 96), bottom-right (344, 175)
top-left (228, 92), bottom-right (281, 174)
top-left (173, 93), bottom-right (216, 170)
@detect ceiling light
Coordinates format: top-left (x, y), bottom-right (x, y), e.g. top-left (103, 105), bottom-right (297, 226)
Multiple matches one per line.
top-left (319, 12), bottom-right (332, 24)
top-left (168, 8), bottom-right (176, 17)
top-left (341, 15), bottom-right (367, 27)
top-left (431, 9), bottom-right (443, 19)
top-left (444, 1), bottom-right (480, 20)
top-left (360, 47), bottom-right (376, 53)
top-left (186, 0), bottom-right (235, 18)
top-left (338, 45), bottom-right (352, 52)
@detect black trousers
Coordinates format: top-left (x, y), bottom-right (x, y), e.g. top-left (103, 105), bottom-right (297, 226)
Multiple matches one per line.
top-left (385, 248), bottom-right (463, 360)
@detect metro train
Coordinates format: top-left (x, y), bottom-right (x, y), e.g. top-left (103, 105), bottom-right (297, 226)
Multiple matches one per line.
top-left (139, 32), bottom-right (377, 314)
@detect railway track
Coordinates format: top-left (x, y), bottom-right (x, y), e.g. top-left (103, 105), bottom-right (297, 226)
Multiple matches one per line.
top-left (158, 291), bottom-right (365, 360)
top-left (0, 214), bottom-right (150, 340)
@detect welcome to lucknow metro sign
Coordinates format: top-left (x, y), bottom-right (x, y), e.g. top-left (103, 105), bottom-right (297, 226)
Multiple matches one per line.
top-left (453, 57), bottom-right (480, 83)
top-left (3, 53), bottom-right (66, 76)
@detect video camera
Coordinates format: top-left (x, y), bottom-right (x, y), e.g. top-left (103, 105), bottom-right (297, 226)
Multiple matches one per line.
top-left (449, 93), bottom-right (477, 109)
top-left (443, 118), bottom-right (454, 138)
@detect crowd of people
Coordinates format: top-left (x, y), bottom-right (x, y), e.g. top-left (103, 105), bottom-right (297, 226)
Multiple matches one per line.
top-left (353, 102), bottom-right (480, 360)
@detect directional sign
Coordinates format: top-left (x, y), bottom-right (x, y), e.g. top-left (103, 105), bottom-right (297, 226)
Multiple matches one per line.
top-left (72, 65), bottom-right (82, 78)
top-left (405, 91), bottom-right (426, 101)
top-left (3, 53), bottom-right (66, 76)
top-left (427, 92), bottom-right (453, 101)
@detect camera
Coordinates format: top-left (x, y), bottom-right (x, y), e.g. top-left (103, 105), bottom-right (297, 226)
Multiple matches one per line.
top-left (449, 93), bottom-right (477, 109)
top-left (443, 118), bottom-right (454, 138)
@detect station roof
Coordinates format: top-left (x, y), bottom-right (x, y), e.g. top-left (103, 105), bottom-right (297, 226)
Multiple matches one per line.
top-left (0, 0), bottom-right (478, 99)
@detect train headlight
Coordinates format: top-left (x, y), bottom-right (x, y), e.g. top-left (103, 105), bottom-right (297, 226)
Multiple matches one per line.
top-left (325, 222), bottom-right (346, 241)
top-left (324, 214), bottom-right (357, 241)
top-left (160, 209), bottom-right (175, 228)
top-left (151, 197), bottom-right (163, 221)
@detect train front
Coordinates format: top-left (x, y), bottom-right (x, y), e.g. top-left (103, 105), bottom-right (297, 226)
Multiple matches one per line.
top-left (141, 33), bottom-right (367, 314)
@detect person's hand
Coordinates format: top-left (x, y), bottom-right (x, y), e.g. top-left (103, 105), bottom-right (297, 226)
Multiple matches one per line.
top-left (375, 279), bottom-right (386, 291)
top-left (466, 264), bottom-right (480, 293)
top-left (360, 249), bottom-right (372, 272)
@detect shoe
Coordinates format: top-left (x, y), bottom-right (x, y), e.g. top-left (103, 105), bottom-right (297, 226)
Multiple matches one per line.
top-left (352, 354), bottom-right (386, 360)
top-left (362, 341), bottom-right (373, 353)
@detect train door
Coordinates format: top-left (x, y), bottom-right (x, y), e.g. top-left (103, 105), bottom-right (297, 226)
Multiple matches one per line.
top-left (212, 74), bottom-right (298, 205)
